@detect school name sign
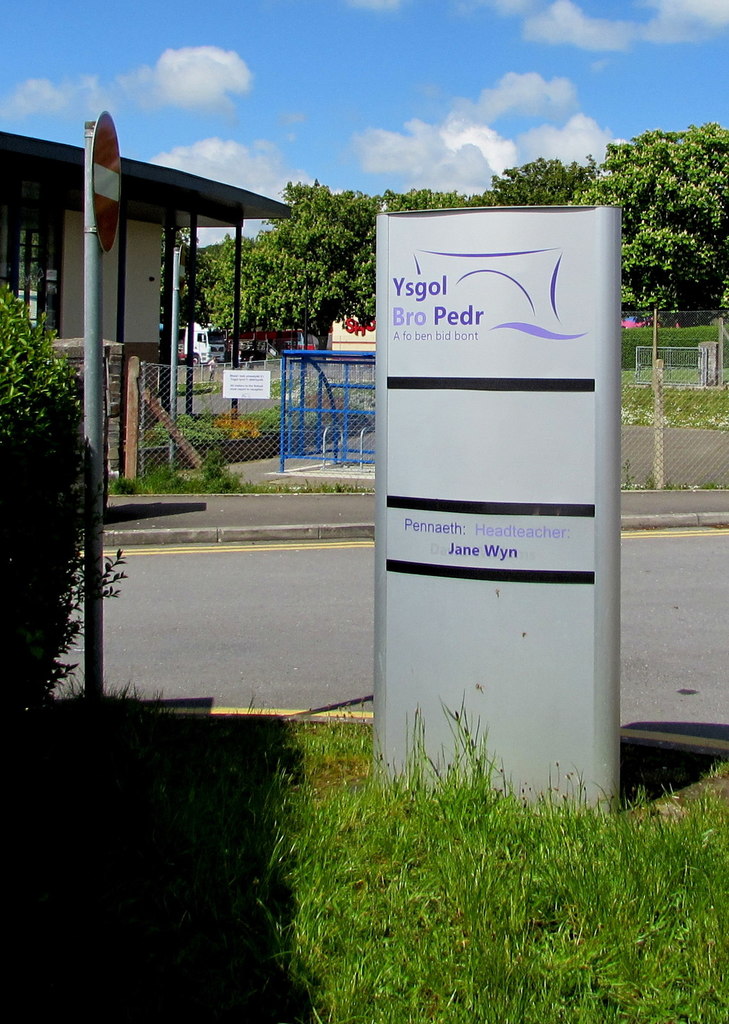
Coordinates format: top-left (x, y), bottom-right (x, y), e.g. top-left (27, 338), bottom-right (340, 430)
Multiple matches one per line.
top-left (374, 206), bottom-right (622, 803)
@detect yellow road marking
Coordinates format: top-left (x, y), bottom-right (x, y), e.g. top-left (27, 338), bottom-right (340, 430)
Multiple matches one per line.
top-left (620, 727), bottom-right (729, 753)
top-left (622, 528), bottom-right (729, 540)
top-left (211, 706), bottom-right (374, 720)
top-left (107, 529), bottom-right (728, 558)
top-left (109, 539), bottom-right (375, 557)
top-left (160, 709), bottom-right (727, 749)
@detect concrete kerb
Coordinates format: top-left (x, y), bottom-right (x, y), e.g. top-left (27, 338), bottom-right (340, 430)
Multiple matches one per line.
top-left (104, 480), bottom-right (729, 548)
top-left (104, 522), bottom-right (375, 548)
top-left (104, 516), bottom-right (729, 548)
top-left (621, 512), bottom-right (729, 530)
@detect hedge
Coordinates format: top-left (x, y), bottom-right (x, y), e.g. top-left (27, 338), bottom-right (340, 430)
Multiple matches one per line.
top-left (0, 286), bottom-right (84, 708)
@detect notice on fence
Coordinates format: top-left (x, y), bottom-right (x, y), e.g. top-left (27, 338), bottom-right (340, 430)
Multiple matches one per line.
top-left (223, 370), bottom-right (271, 400)
top-left (374, 205), bottom-right (622, 804)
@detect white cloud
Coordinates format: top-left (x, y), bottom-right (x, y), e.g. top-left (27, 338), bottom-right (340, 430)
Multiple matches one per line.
top-left (0, 46), bottom-right (252, 120)
top-left (649, 0), bottom-right (729, 27)
top-left (475, 0), bottom-right (729, 50)
top-left (353, 114), bottom-right (517, 192)
top-left (465, 71), bottom-right (578, 122)
top-left (524, 1), bottom-right (633, 51)
top-left (0, 74), bottom-right (109, 119)
top-left (517, 113), bottom-right (615, 163)
top-left (352, 71), bottom-right (614, 192)
top-left (119, 47), bottom-right (252, 114)
top-left (152, 136), bottom-right (312, 201)
top-left (642, 0), bottom-right (729, 42)
top-left (153, 136), bottom-right (313, 242)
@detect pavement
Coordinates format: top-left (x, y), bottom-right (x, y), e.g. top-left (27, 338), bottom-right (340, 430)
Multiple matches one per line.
top-left (105, 457), bottom-right (729, 547)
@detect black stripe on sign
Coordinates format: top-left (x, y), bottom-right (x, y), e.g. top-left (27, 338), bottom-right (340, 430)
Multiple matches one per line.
top-left (387, 559), bottom-right (595, 586)
top-left (387, 376), bottom-right (595, 392)
top-left (387, 496), bottom-right (595, 518)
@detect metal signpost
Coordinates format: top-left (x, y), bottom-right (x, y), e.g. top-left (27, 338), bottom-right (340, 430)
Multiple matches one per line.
top-left (169, 245), bottom-right (182, 430)
top-left (84, 111), bottom-right (120, 698)
top-left (375, 206), bottom-right (621, 803)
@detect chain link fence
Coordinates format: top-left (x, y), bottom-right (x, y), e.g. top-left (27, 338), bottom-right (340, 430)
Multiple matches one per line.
top-left (128, 312), bottom-right (727, 489)
top-left (135, 360), bottom-right (281, 477)
top-left (621, 310), bottom-right (728, 488)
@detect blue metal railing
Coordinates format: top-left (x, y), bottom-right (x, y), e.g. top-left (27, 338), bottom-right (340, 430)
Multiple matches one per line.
top-left (280, 351), bottom-right (375, 472)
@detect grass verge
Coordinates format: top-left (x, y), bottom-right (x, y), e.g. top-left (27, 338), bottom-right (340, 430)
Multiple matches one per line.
top-left (110, 454), bottom-right (373, 495)
top-left (622, 385), bottom-right (729, 430)
top-left (16, 700), bottom-right (728, 1022)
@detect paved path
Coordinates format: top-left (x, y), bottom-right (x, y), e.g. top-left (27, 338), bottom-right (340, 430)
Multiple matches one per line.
top-left (105, 463), bottom-right (729, 547)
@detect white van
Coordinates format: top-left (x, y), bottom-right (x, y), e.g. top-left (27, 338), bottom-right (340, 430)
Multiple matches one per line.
top-left (178, 324), bottom-right (226, 364)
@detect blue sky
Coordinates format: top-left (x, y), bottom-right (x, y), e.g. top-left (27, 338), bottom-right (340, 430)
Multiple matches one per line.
top-left (2, 0), bottom-right (727, 235)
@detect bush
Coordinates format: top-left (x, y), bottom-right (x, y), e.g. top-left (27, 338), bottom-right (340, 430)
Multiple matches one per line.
top-left (0, 286), bottom-right (84, 708)
top-left (143, 410), bottom-right (279, 448)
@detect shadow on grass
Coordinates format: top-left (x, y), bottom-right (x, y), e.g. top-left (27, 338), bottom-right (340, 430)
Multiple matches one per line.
top-left (620, 736), bottom-right (724, 804)
top-left (15, 700), bottom-right (313, 1023)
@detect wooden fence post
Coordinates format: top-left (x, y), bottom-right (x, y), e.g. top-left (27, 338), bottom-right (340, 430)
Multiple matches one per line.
top-left (123, 355), bottom-right (140, 478)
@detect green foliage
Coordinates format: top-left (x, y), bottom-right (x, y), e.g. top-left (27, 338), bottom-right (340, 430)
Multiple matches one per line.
top-left (110, 469), bottom-right (372, 495)
top-left (127, 450), bottom-right (242, 493)
top-left (143, 409), bottom-right (279, 447)
top-left (199, 449), bottom-right (243, 492)
top-left (620, 323), bottom-right (720, 368)
top-left (380, 187), bottom-right (479, 211)
top-left (244, 182), bottom-right (380, 337)
top-left (160, 228), bottom-right (192, 329)
top-left (583, 123), bottom-right (729, 308)
top-left (290, 727), bottom-right (729, 1024)
top-left (195, 234), bottom-right (253, 331)
top-left (194, 132), bottom-right (728, 338)
top-left (622, 385), bottom-right (728, 430)
top-left (18, 703), bottom-right (728, 1021)
top-left (196, 163), bottom-right (597, 337)
top-left (17, 702), bottom-right (313, 1020)
top-left (0, 286), bottom-right (83, 707)
top-left (488, 156), bottom-right (598, 206)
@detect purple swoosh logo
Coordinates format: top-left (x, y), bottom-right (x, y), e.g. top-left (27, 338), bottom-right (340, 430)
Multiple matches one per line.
top-left (493, 322), bottom-right (587, 341)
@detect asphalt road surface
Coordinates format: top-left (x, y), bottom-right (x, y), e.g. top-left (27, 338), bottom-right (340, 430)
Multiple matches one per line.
top-left (96, 529), bottom-right (728, 730)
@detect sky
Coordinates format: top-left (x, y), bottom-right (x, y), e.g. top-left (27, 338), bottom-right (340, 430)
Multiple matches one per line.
top-left (2, 0), bottom-right (728, 238)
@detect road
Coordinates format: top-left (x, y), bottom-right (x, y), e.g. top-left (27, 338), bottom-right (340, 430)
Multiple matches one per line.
top-left (97, 529), bottom-right (728, 730)
top-left (101, 540), bottom-right (375, 711)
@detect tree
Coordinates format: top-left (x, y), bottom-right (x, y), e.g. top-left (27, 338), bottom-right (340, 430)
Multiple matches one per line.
top-left (0, 287), bottom-right (84, 708)
top-left (380, 188), bottom-right (477, 212)
top-left (240, 182), bottom-right (380, 336)
top-left (195, 235), bottom-right (247, 330)
top-left (487, 157), bottom-right (598, 207)
top-left (582, 123), bottom-right (729, 308)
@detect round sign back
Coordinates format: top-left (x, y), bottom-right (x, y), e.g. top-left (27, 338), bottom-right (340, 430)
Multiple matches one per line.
top-left (92, 111), bottom-right (121, 253)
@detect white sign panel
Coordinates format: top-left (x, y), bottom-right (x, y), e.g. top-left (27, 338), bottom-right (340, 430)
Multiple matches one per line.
top-left (375, 206), bottom-right (621, 803)
top-left (223, 370), bottom-right (271, 400)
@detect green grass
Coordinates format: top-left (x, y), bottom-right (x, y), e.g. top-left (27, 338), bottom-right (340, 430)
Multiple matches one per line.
top-left (175, 380), bottom-right (222, 396)
top-left (17, 700), bottom-right (728, 1022)
top-left (620, 325), bottom-right (722, 370)
top-left (292, 730), bottom-right (728, 1024)
top-left (127, 378), bottom-right (726, 497)
top-left (110, 466), bottom-right (373, 495)
top-left (622, 384), bottom-right (729, 430)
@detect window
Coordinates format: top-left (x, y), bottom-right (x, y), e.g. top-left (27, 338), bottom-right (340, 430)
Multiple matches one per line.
top-left (1, 180), bottom-right (61, 329)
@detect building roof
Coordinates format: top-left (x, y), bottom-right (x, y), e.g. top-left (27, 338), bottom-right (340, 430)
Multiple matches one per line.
top-left (1, 129), bottom-right (290, 227)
